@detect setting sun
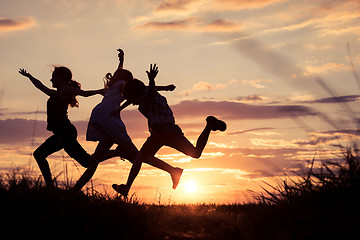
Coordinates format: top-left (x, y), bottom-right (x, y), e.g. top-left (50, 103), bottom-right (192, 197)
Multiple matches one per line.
top-left (184, 180), bottom-right (198, 193)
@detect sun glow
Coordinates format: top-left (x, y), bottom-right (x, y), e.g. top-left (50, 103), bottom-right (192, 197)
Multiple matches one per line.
top-left (184, 180), bottom-right (198, 193)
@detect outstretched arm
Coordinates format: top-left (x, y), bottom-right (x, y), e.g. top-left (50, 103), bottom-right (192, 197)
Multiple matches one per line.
top-left (19, 68), bottom-right (55, 96)
top-left (156, 84), bottom-right (176, 91)
top-left (60, 86), bottom-right (105, 98)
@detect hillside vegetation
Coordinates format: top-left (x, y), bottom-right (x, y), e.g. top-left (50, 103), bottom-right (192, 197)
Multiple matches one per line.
top-left (1, 149), bottom-right (360, 239)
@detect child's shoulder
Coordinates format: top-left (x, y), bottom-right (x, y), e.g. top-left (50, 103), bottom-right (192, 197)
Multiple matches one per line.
top-left (142, 86), bottom-right (152, 95)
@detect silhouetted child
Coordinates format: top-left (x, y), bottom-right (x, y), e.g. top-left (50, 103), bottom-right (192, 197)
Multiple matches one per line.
top-left (19, 67), bottom-right (104, 188)
top-left (112, 64), bottom-right (226, 197)
top-left (71, 50), bottom-right (183, 193)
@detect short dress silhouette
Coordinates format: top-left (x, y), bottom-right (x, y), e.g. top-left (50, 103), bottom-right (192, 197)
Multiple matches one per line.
top-left (86, 80), bottom-right (131, 144)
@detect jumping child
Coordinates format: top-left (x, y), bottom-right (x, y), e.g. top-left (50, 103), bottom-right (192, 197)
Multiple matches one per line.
top-left (112, 64), bottom-right (226, 197)
top-left (71, 50), bottom-right (183, 193)
top-left (19, 66), bottom-right (104, 188)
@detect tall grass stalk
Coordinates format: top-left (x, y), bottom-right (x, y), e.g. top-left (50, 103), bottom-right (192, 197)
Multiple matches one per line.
top-left (257, 147), bottom-right (360, 205)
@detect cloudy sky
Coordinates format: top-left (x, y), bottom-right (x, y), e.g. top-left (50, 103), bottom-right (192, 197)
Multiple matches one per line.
top-left (1, 0), bottom-right (360, 203)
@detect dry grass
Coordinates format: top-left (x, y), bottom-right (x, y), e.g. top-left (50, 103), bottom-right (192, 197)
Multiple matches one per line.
top-left (1, 149), bottom-right (360, 239)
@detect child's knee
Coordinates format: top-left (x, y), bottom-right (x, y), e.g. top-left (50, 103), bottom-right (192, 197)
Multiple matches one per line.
top-left (137, 151), bottom-right (149, 163)
top-left (33, 148), bottom-right (47, 161)
top-left (191, 152), bottom-right (201, 159)
top-left (185, 147), bottom-right (201, 159)
top-left (116, 145), bottom-right (137, 163)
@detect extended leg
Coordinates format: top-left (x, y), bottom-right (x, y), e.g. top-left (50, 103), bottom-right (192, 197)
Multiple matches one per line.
top-left (64, 139), bottom-right (91, 168)
top-left (102, 141), bottom-right (184, 190)
top-left (71, 141), bottom-right (113, 192)
top-left (113, 151), bottom-right (143, 197)
top-left (115, 141), bottom-right (183, 189)
top-left (170, 116), bottom-right (226, 158)
top-left (33, 135), bottom-right (63, 187)
top-left (168, 125), bottom-right (210, 159)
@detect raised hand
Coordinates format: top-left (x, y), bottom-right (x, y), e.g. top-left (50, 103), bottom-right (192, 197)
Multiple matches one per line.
top-left (117, 48), bottom-right (124, 68)
top-left (146, 64), bottom-right (159, 80)
top-left (19, 68), bottom-right (32, 78)
top-left (117, 48), bottom-right (124, 60)
top-left (19, 68), bottom-right (55, 96)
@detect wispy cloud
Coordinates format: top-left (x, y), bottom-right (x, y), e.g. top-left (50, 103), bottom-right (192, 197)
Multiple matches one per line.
top-left (0, 118), bottom-right (88, 144)
top-left (176, 80), bottom-right (237, 96)
top-left (262, 7), bottom-right (360, 35)
top-left (242, 78), bottom-right (273, 88)
top-left (202, 19), bottom-right (243, 32)
top-left (0, 99), bottom-right (316, 143)
top-left (0, 17), bottom-right (36, 33)
top-left (212, 0), bottom-right (286, 11)
top-left (152, 0), bottom-right (287, 14)
top-left (236, 94), bottom-right (267, 103)
top-left (171, 99), bottom-right (316, 120)
top-left (135, 17), bottom-right (197, 31)
top-left (251, 129), bottom-right (360, 148)
top-left (304, 62), bottom-right (351, 76)
top-left (228, 127), bottom-right (275, 135)
top-left (154, 0), bottom-right (204, 14)
top-left (135, 17), bottom-right (242, 32)
top-left (301, 95), bottom-right (360, 104)
top-left (292, 129), bottom-right (360, 147)
top-left (0, 118), bottom-right (48, 144)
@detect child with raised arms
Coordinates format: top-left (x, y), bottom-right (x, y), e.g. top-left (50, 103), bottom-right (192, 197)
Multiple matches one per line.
top-left (71, 50), bottom-right (183, 193)
top-left (112, 63), bottom-right (227, 197)
top-left (19, 66), bottom-right (104, 188)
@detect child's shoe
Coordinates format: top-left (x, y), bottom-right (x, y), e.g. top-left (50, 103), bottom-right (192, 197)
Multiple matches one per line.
top-left (112, 184), bottom-right (129, 197)
top-left (206, 116), bottom-right (227, 131)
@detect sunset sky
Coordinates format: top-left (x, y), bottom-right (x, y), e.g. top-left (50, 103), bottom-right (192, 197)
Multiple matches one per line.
top-left (1, 0), bottom-right (360, 204)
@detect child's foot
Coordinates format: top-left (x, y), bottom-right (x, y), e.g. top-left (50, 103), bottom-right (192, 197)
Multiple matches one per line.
top-left (171, 168), bottom-right (183, 190)
top-left (206, 116), bottom-right (227, 131)
top-left (112, 184), bottom-right (129, 197)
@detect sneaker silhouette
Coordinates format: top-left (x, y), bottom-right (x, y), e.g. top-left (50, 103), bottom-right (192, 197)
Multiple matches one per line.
top-left (206, 116), bottom-right (226, 131)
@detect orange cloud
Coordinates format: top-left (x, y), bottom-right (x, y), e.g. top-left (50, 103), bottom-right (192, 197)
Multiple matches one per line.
top-left (153, 0), bottom-right (287, 14)
top-left (304, 62), bottom-right (351, 76)
top-left (263, 8), bottom-right (360, 35)
top-left (212, 0), bottom-right (286, 10)
top-left (242, 78), bottom-right (273, 89)
top-left (0, 17), bottom-right (35, 33)
top-left (177, 79), bottom-right (237, 96)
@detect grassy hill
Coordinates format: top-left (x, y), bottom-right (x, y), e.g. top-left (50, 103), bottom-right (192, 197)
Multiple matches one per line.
top-left (1, 149), bottom-right (360, 239)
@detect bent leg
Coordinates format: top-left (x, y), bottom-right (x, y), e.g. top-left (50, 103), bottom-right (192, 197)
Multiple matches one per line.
top-left (115, 135), bottom-right (163, 196)
top-left (109, 141), bottom-right (184, 190)
top-left (64, 140), bottom-right (91, 168)
top-left (122, 151), bottom-right (143, 195)
top-left (61, 125), bottom-right (91, 168)
top-left (171, 116), bottom-right (226, 158)
top-left (115, 141), bottom-right (175, 174)
top-left (33, 135), bottom-right (63, 187)
top-left (72, 141), bottom-right (114, 192)
top-left (169, 125), bottom-right (212, 159)
top-left (100, 149), bottom-right (120, 163)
